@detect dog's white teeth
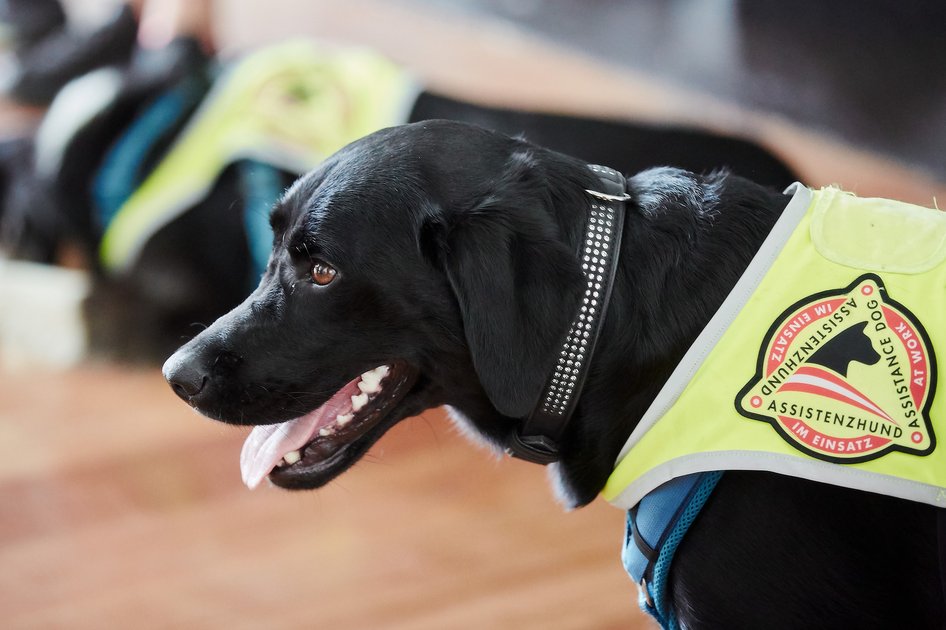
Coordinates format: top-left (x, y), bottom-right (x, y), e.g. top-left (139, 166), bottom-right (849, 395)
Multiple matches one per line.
top-left (359, 366), bottom-right (387, 390)
top-left (336, 413), bottom-right (354, 426)
top-left (358, 379), bottom-right (381, 395)
top-left (283, 450), bottom-right (302, 465)
top-left (319, 427), bottom-right (333, 437)
top-left (351, 393), bottom-right (368, 412)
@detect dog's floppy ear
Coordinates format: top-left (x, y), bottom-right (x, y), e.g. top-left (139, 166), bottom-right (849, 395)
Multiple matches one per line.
top-left (441, 152), bottom-right (585, 418)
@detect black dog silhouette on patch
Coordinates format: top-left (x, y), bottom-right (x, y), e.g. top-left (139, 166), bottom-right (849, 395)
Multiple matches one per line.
top-left (807, 321), bottom-right (881, 377)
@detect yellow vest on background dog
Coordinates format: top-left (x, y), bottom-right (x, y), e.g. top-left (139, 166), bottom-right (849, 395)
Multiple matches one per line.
top-left (605, 184), bottom-right (946, 510)
top-left (99, 42), bottom-right (417, 274)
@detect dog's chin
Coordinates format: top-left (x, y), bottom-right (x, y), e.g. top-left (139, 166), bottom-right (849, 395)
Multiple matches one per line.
top-left (241, 361), bottom-right (420, 491)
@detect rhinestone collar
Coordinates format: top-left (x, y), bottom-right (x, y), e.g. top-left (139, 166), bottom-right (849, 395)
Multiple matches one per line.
top-left (506, 164), bottom-right (628, 464)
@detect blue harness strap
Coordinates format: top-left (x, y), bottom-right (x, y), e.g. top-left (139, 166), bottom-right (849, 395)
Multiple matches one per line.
top-left (622, 471), bottom-right (723, 629)
top-left (92, 77), bottom-right (206, 232)
top-left (238, 160), bottom-right (282, 284)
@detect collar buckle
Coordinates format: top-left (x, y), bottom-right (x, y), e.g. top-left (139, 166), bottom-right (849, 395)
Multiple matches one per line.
top-left (585, 188), bottom-right (631, 202)
top-left (505, 432), bottom-right (560, 465)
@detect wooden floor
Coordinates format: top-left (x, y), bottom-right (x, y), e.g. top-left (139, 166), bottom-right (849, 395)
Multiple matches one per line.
top-left (4, 2), bottom-right (945, 629)
top-left (0, 366), bottom-right (641, 629)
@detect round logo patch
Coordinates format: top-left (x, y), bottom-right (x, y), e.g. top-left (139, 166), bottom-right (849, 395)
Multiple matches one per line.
top-left (736, 274), bottom-right (936, 464)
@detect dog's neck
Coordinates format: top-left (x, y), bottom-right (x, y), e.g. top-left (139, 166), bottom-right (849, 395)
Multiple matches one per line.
top-left (553, 168), bottom-right (787, 507)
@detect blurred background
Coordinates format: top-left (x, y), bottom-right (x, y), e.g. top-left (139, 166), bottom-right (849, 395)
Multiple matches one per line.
top-left (0, 1), bottom-right (943, 628)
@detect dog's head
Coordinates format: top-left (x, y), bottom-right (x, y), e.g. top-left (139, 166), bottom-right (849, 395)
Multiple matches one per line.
top-left (163, 120), bottom-right (602, 498)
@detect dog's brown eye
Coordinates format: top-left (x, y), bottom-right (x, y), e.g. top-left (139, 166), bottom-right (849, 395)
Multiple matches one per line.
top-left (310, 261), bottom-right (337, 286)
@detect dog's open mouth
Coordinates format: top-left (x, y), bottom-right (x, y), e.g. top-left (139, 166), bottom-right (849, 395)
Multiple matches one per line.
top-left (240, 361), bottom-right (416, 489)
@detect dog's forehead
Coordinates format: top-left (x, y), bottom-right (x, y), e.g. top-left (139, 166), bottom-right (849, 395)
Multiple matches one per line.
top-left (271, 159), bottom-right (426, 260)
top-left (272, 120), bottom-right (514, 250)
top-left (273, 119), bottom-right (513, 226)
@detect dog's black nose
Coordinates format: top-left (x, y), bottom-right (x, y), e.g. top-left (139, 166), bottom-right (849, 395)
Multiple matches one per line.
top-left (163, 353), bottom-right (208, 403)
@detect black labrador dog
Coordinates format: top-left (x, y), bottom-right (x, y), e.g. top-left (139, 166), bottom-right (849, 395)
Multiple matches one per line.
top-left (163, 121), bottom-right (942, 628)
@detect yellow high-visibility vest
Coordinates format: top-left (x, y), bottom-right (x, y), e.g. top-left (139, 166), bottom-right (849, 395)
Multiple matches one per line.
top-left (604, 184), bottom-right (946, 509)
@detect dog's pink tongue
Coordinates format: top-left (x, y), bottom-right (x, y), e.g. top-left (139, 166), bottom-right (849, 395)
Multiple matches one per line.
top-left (239, 379), bottom-right (362, 489)
top-left (240, 407), bottom-right (331, 489)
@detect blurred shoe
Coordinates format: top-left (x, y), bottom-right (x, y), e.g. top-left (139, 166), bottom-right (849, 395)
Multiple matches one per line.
top-left (0, 0), bottom-right (66, 52)
top-left (5, 3), bottom-right (137, 105)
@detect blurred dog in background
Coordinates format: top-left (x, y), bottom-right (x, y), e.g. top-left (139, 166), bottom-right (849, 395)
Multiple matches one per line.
top-left (0, 0), bottom-right (797, 362)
